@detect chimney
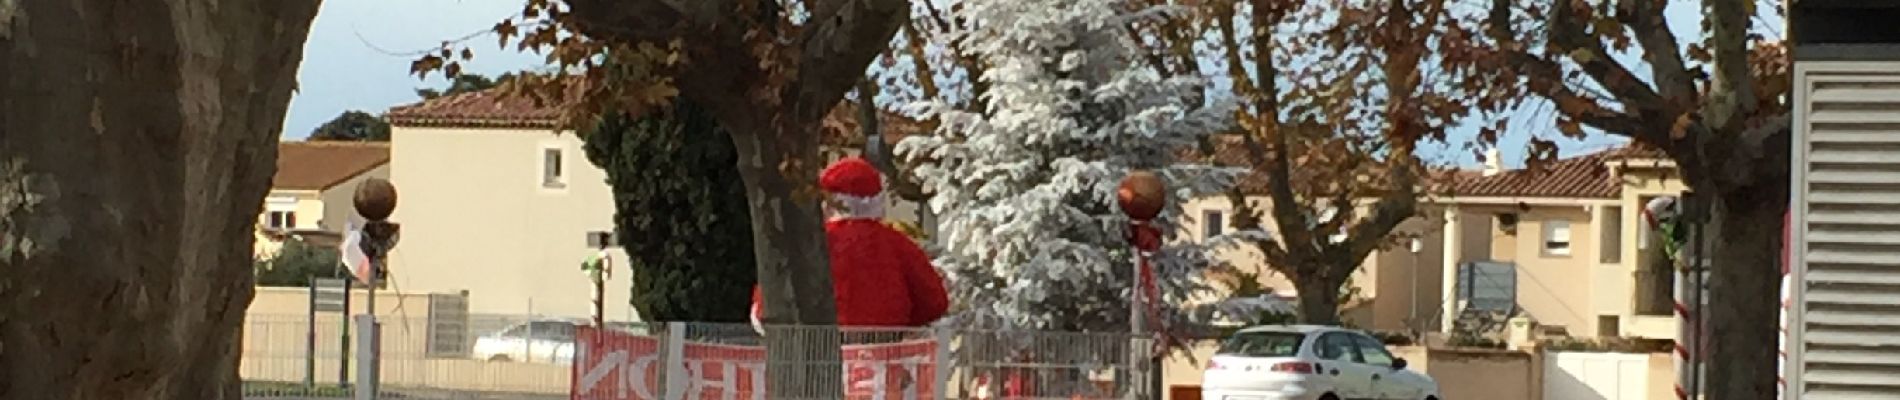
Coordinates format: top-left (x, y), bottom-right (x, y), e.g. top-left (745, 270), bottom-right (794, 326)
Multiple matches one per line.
top-left (1482, 148), bottom-right (1503, 176)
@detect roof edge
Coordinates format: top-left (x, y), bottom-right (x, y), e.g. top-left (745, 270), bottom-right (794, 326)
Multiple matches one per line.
top-left (314, 159), bottom-right (391, 191)
top-left (1434, 195), bottom-right (1620, 205)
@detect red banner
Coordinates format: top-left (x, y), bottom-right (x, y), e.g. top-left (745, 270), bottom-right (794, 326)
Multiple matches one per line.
top-left (571, 327), bottom-right (939, 400)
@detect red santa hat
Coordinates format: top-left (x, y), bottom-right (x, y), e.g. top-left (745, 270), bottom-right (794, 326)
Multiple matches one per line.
top-left (820, 157), bottom-right (885, 220)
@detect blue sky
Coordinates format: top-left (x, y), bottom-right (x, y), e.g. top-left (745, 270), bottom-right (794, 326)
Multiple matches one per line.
top-left (283, 0), bottom-right (1773, 169)
top-left (282, 0), bottom-right (541, 141)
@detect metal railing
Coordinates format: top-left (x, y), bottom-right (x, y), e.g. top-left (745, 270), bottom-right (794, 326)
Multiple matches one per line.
top-left (239, 315), bottom-right (1155, 399)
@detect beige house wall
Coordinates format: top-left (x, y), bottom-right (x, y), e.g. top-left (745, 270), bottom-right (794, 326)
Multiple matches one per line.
top-left (1465, 203), bottom-right (1601, 336)
top-left (387, 126), bottom-right (633, 320)
top-left (255, 190), bottom-right (325, 257)
top-left (1181, 196), bottom-right (1446, 331)
top-left (1439, 164), bottom-right (1685, 339)
top-left (386, 126), bottom-right (921, 321)
top-left (316, 163), bottom-right (393, 231)
top-left (1367, 214), bottom-right (1446, 332)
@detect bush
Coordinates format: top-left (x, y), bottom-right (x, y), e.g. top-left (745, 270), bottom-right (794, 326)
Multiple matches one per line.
top-left (1540, 337), bottom-right (1672, 353)
top-left (255, 237), bottom-right (343, 287)
top-left (1444, 333), bottom-right (1507, 349)
top-left (1368, 330), bottom-right (1417, 346)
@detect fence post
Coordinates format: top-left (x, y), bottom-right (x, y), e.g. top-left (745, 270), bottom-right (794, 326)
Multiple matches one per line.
top-left (663, 321), bottom-right (687, 400)
top-left (306, 276), bottom-right (318, 391)
top-left (1128, 335), bottom-right (1149, 400)
top-left (353, 314), bottom-right (380, 400)
top-left (933, 327), bottom-right (952, 400)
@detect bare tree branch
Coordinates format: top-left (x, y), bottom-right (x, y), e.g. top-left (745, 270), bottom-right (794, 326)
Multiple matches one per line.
top-left (792, 0), bottom-right (912, 123)
top-left (1619, 0), bottom-right (1697, 106)
top-left (1546, 1), bottom-right (1666, 110)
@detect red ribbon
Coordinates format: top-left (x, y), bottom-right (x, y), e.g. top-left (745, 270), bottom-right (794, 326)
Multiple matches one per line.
top-left (1130, 222), bottom-right (1169, 352)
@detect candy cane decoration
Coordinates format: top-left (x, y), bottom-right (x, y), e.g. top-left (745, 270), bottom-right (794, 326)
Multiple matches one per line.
top-left (1779, 210), bottom-right (1792, 399)
top-left (1647, 196), bottom-right (1693, 400)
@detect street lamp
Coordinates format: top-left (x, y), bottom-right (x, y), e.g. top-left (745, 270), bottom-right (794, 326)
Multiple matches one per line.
top-left (1116, 170), bottom-right (1165, 335)
top-left (584, 231), bottom-right (618, 328)
top-left (1408, 238), bottom-right (1423, 333)
top-left (1116, 170), bottom-right (1165, 399)
top-left (351, 178), bottom-right (398, 400)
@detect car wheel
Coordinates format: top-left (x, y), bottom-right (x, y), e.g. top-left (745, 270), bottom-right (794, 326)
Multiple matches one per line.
top-left (1318, 394), bottom-right (1340, 400)
top-left (488, 354), bottom-right (513, 362)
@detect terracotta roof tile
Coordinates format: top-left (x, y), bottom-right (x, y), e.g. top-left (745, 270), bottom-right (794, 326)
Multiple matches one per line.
top-left (384, 86), bottom-right (923, 145)
top-left (274, 141), bottom-right (390, 191)
top-left (1450, 145), bottom-right (1668, 199)
top-left (385, 89), bottom-right (563, 129)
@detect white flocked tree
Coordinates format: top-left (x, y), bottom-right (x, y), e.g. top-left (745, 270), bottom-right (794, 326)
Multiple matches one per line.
top-left (897, 0), bottom-right (1240, 335)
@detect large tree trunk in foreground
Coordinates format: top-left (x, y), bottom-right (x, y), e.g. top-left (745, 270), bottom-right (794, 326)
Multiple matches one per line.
top-left (1705, 181), bottom-right (1788, 399)
top-left (0, 1), bottom-right (320, 398)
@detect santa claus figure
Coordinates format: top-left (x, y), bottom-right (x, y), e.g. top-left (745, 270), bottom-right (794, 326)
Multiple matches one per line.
top-left (750, 157), bottom-right (951, 331)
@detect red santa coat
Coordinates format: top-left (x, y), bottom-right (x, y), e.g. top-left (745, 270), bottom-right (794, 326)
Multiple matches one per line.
top-left (751, 219), bottom-right (949, 327)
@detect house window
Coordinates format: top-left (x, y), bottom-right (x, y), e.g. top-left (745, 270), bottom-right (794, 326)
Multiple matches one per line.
top-left (1600, 206), bottom-right (1623, 264)
top-left (1543, 219), bottom-right (1572, 256)
top-left (266, 211), bottom-right (297, 230)
top-left (1203, 210), bottom-right (1225, 239)
top-left (541, 147), bottom-right (565, 189)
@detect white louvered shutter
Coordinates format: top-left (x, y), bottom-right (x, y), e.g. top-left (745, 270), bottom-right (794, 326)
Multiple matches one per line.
top-left (1790, 61), bottom-right (1900, 398)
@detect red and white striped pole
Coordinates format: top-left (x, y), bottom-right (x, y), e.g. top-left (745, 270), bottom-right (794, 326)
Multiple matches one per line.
top-left (1779, 211), bottom-right (1792, 399)
top-left (1675, 265), bottom-right (1696, 400)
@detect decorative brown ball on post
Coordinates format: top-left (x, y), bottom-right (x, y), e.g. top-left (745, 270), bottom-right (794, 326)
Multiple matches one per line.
top-left (1116, 170), bottom-right (1167, 222)
top-left (354, 178), bottom-right (398, 222)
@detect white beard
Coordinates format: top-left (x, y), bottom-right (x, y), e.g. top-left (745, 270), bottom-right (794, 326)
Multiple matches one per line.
top-left (828, 192), bottom-right (886, 221)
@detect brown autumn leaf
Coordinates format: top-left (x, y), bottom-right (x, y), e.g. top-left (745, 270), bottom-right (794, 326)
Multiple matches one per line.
top-left (1687, 43), bottom-right (1713, 62)
top-left (1556, 117), bottom-right (1585, 138)
top-left (494, 20), bottom-right (517, 49)
top-left (409, 55), bottom-right (444, 78)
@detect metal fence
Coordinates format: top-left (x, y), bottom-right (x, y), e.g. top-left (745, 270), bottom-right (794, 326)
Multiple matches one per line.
top-left (240, 315), bottom-right (1155, 399)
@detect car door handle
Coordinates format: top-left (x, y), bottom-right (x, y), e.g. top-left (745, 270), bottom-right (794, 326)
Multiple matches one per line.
top-left (1329, 369), bottom-right (1340, 376)
top-left (1372, 374), bottom-right (1381, 380)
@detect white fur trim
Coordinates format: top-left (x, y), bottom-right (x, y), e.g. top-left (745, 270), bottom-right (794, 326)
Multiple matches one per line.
top-left (750, 301), bottom-right (764, 334)
top-left (829, 193), bottom-right (886, 220)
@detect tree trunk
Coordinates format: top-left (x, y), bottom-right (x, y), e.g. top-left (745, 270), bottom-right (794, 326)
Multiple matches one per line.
top-left (1292, 274), bottom-right (1344, 326)
top-left (0, 1), bottom-right (320, 399)
top-left (724, 113), bottom-right (843, 399)
top-left (1705, 185), bottom-right (1787, 400)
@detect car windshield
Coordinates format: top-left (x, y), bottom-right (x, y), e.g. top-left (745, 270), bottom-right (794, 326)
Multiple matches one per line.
top-left (1217, 331), bottom-right (1305, 358)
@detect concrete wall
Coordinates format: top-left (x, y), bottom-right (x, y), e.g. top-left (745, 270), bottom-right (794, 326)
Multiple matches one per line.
top-left (246, 287), bottom-right (462, 360)
top-left (1401, 346), bottom-right (1537, 400)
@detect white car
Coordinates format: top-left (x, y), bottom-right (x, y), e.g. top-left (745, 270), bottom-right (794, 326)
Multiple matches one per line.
top-left (1202, 325), bottom-right (1439, 400)
top-left (472, 319), bottom-right (580, 364)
